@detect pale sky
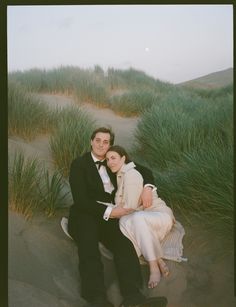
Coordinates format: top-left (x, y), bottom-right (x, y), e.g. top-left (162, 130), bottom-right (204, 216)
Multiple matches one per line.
top-left (7, 4), bottom-right (233, 84)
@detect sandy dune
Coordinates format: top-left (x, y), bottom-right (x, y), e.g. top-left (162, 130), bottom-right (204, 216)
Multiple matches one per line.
top-left (37, 93), bottom-right (139, 150)
top-left (8, 94), bottom-right (235, 307)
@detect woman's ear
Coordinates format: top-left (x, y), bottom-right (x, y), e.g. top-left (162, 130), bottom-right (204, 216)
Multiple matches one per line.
top-left (121, 156), bottom-right (126, 164)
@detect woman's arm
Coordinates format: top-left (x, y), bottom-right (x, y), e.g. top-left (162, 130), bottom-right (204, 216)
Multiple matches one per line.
top-left (110, 169), bottom-right (146, 218)
top-left (122, 169), bottom-right (144, 210)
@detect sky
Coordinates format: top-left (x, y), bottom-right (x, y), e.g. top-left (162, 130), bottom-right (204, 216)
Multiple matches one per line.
top-left (7, 4), bottom-right (233, 84)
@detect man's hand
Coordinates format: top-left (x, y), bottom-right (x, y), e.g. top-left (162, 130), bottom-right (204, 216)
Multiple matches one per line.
top-left (139, 186), bottom-right (152, 208)
top-left (110, 207), bottom-right (134, 219)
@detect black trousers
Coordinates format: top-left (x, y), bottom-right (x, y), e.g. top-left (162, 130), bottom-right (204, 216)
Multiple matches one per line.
top-left (68, 211), bottom-right (143, 302)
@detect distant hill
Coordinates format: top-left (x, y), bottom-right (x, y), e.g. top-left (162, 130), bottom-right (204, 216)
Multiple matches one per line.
top-left (178, 68), bottom-right (233, 89)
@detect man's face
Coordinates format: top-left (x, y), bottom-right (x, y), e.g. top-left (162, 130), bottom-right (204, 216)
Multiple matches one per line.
top-left (91, 132), bottom-right (111, 160)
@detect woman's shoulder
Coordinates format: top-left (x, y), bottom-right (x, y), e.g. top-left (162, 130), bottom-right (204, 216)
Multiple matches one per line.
top-left (122, 162), bottom-right (139, 174)
top-left (123, 162), bottom-right (143, 180)
top-left (122, 161), bottom-right (136, 171)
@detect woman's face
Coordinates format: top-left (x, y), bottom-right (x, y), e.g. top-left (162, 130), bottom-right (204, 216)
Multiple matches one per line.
top-left (106, 151), bottom-right (126, 173)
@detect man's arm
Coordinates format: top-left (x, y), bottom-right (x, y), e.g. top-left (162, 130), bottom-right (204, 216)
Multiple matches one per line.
top-left (134, 162), bottom-right (156, 208)
top-left (134, 162), bottom-right (155, 185)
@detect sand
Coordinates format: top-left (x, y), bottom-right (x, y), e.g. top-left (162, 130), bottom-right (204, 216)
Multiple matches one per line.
top-left (8, 94), bottom-right (235, 307)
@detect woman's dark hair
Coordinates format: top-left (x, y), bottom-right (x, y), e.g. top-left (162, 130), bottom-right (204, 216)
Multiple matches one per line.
top-left (107, 145), bottom-right (131, 163)
top-left (91, 127), bottom-right (115, 145)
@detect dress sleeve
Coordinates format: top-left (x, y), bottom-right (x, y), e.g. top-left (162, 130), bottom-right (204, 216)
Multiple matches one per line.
top-left (122, 170), bottom-right (144, 210)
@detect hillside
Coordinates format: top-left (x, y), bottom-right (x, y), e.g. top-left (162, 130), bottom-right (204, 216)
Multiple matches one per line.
top-left (178, 67), bottom-right (233, 89)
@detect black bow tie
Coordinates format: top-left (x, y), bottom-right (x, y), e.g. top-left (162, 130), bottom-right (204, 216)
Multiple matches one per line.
top-left (95, 160), bottom-right (107, 169)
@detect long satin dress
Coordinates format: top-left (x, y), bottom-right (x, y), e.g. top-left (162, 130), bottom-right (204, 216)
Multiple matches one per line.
top-left (117, 162), bottom-right (186, 263)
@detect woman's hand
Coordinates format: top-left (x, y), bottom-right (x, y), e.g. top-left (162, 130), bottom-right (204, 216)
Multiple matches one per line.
top-left (110, 207), bottom-right (134, 219)
top-left (139, 186), bottom-right (152, 208)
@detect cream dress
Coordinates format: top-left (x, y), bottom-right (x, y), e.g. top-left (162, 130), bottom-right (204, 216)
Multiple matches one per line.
top-left (116, 162), bottom-right (186, 263)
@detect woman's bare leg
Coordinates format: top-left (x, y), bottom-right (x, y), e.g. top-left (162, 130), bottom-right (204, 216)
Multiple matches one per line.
top-left (148, 260), bottom-right (161, 288)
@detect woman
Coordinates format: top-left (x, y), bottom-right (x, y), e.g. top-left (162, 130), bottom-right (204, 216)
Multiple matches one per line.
top-left (105, 145), bottom-right (186, 289)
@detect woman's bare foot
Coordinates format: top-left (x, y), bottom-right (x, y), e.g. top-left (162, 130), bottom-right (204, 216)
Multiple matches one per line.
top-left (148, 269), bottom-right (161, 288)
top-left (148, 260), bottom-right (161, 289)
top-left (158, 258), bottom-right (170, 277)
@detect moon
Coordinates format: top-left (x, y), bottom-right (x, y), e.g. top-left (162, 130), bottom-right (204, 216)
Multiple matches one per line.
top-left (145, 47), bottom-right (149, 52)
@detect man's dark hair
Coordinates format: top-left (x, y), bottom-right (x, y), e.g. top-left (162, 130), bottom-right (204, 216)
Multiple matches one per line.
top-left (91, 127), bottom-right (115, 145)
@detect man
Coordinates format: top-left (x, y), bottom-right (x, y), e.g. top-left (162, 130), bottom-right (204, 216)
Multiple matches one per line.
top-left (68, 127), bottom-right (167, 307)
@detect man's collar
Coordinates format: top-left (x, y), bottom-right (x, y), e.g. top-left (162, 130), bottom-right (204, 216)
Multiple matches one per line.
top-left (91, 152), bottom-right (105, 162)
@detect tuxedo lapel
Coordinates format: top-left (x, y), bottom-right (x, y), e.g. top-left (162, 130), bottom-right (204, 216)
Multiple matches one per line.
top-left (107, 167), bottom-right (117, 189)
top-left (84, 152), bottom-right (117, 192)
top-left (85, 153), bottom-right (106, 192)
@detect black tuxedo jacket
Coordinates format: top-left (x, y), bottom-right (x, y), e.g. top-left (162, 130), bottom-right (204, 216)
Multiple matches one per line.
top-left (69, 152), bottom-right (154, 221)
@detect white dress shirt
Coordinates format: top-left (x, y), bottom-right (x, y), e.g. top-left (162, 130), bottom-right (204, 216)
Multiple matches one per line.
top-left (91, 152), bottom-right (114, 194)
top-left (91, 153), bottom-right (115, 221)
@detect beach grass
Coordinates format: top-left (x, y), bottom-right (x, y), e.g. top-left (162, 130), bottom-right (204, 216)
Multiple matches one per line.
top-left (8, 81), bottom-right (53, 140)
top-left (9, 66), bottom-right (173, 113)
top-left (107, 67), bottom-right (171, 91)
top-left (73, 73), bottom-right (109, 107)
top-left (184, 83), bottom-right (233, 99)
top-left (109, 90), bottom-right (158, 116)
top-left (9, 66), bottom-right (81, 94)
top-left (133, 90), bottom-right (233, 168)
top-left (8, 151), bottom-right (71, 219)
top-left (49, 106), bottom-right (96, 177)
top-left (132, 89), bottom-right (233, 254)
top-left (8, 151), bottom-right (42, 219)
top-left (38, 168), bottom-right (70, 217)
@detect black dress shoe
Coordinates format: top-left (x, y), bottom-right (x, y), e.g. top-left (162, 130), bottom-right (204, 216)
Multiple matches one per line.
top-left (120, 295), bottom-right (167, 307)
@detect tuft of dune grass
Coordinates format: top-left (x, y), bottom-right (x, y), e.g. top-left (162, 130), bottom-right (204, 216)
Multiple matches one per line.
top-left (50, 106), bottom-right (96, 177)
top-left (109, 90), bottom-right (158, 117)
top-left (8, 151), bottom-right (42, 219)
top-left (38, 168), bottom-right (70, 217)
top-left (8, 151), bottom-right (71, 219)
top-left (132, 90), bottom-right (233, 256)
top-left (8, 81), bottom-right (53, 140)
top-left (9, 66), bottom-right (173, 114)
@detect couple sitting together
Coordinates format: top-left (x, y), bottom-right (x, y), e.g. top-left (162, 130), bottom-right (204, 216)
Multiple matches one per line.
top-left (67, 127), bottom-right (186, 307)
